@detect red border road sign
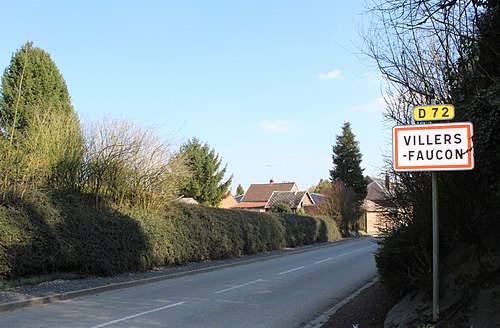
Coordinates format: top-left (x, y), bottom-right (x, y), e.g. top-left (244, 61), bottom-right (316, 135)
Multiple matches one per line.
top-left (393, 122), bottom-right (474, 171)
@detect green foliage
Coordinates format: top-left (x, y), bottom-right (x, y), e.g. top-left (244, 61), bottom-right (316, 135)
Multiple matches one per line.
top-left (0, 42), bottom-right (73, 137)
top-left (281, 214), bottom-right (341, 247)
top-left (325, 123), bottom-right (366, 236)
top-left (0, 192), bottom-right (339, 280)
top-left (296, 207), bottom-right (306, 216)
top-left (0, 43), bottom-right (343, 284)
top-left (271, 202), bottom-right (292, 213)
top-left (0, 42), bottom-right (83, 196)
top-left (375, 209), bottom-right (432, 295)
top-left (136, 205), bottom-right (287, 266)
top-left (236, 184), bottom-right (245, 196)
top-left (0, 191), bottom-right (150, 278)
top-left (329, 122), bottom-right (367, 202)
top-left (0, 190), bottom-right (341, 281)
top-left (0, 110), bottom-right (83, 194)
top-left (179, 138), bottom-right (232, 206)
top-left (309, 178), bottom-right (330, 194)
top-left (0, 43), bottom-right (189, 210)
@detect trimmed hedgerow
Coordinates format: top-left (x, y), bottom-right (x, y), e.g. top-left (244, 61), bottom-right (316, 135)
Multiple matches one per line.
top-left (134, 205), bottom-right (287, 268)
top-left (0, 191), bottom-right (340, 281)
top-left (0, 192), bottom-right (150, 279)
top-left (281, 214), bottom-right (341, 247)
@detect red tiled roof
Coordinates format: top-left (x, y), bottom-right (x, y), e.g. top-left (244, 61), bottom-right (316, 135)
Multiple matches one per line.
top-left (240, 182), bottom-right (298, 202)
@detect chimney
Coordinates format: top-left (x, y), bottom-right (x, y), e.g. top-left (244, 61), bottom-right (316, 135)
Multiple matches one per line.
top-left (385, 173), bottom-right (390, 191)
top-left (270, 178), bottom-right (274, 183)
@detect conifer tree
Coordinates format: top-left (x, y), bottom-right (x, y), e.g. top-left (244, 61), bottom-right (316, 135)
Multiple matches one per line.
top-left (236, 184), bottom-right (245, 196)
top-left (1, 42), bottom-right (74, 138)
top-left (329, 122), bottom-right (367, 202)
top-left (179, 138), bottom-right (232, 206)
top-left (0, 42), bottom-right (82, 192)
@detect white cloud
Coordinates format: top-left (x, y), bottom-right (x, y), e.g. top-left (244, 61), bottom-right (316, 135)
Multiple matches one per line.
top-left (318, 69), bottom-right (344, 81)
top-left (257, 120), bottom-right (293, 133)
top-left (349, 96), bottom-right (386, 113)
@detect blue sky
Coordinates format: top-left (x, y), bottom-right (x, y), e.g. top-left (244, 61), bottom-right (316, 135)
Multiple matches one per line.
top-left (0, 0), bottom-right (389, 192)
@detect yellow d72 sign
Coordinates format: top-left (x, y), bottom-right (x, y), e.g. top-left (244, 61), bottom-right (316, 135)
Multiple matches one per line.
top-left (414, 105), bottom-right (455, 121)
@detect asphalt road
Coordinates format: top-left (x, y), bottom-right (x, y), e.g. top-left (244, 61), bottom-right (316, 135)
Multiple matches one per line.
top-left (0, 238), bottom-right (378, 328)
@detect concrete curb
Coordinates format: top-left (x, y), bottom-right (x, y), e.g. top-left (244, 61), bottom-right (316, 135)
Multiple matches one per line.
top-left (0, 237), bottom-right (369, 313)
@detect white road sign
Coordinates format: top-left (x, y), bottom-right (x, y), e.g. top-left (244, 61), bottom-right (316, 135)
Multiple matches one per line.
top-left (393, 122), bottom-right (474, 171)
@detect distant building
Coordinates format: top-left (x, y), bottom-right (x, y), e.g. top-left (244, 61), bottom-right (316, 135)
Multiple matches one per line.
top-left (220, 192), bottom-right (238, 209)
top-left (265, 190), bottom-right (315, 213)
top-left (232, 181), bottom-right (314, 213)
top-left (363, 175), bottom-right (393, 234)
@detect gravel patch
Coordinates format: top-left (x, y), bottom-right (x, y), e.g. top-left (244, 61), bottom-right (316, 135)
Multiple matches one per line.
top-left (321, 278), bottom-right (397, 328)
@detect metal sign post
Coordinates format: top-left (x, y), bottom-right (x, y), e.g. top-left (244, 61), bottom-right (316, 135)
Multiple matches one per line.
top-left (432, 171), bottom-right (439, 321)
top-left (393, 103), bottom-right (474, 323)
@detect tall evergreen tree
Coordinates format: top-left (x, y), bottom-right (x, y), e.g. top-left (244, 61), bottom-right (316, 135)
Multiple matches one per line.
top-left (179, 138), bottom-right (233, 206)
top-left (236, 184), bottom-right (245, 196)
top-left (0, 42), bottom-right (82, 192)
top-left (329, 122), bottom-right (367, 201)
top-left (1, 42), bottom-right (74, 138)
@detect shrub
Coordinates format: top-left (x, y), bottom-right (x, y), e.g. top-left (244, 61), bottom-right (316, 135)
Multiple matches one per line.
top-left (0, 191), bottom-right (150, 279)
top-left (0, 192), bottom-right (341, 281)
top-left (79, 118), bottom-right (189, 211)
top-left (281, 214), bottom-right (341, 247)
top-left (314, 182), bottom-right (363, 236)
top-left (271, 202), bottom-right (292, 213)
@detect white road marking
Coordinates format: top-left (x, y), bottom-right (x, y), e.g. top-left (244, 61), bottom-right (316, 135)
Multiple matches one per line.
top-left (338, 246), bottom-right (374, 257)
top-left (278, 266), bottom-right (306, 275)
top-left (314, 257), bottom-right (332, 264)
top-left (89, 301), bottom-right (185, 328)
top-left (214, 279), bottom-right (264, 294)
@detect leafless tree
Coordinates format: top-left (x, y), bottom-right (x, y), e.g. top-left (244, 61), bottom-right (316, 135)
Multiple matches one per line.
top-left (363, 0), bottom-right (483, 125)
top-left (80, 117), bottom-right (190, 211)
top-left (315, 181), bottom-right (363, 235)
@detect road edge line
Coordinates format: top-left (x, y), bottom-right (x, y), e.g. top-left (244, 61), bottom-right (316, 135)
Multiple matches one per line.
top-left (304, 276), bottom-right (379, 328)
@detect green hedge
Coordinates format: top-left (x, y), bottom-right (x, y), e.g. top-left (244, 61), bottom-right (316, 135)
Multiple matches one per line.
top-left (0, 191), bottom-right (340, 280)
top-left (0, 192), bottom-right (150, 278)
top-left (135, 205), bottom-right (287, 268)
top-left (281, 214), bottom-right (341, 247)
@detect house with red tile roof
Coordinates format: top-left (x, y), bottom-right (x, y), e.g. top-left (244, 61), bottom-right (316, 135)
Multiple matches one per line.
top-left (232, 181), bottom-right (314, 213)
